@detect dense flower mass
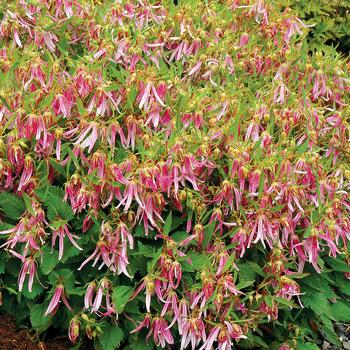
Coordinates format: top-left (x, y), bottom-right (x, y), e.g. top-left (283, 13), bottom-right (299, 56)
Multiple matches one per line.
top-left (0, 0), bottom-right (349, 349)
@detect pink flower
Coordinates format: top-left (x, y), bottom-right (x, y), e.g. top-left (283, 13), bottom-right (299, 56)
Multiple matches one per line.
top-left (130, 314), bottom-right (151, 334)
top-left (118, 181), bottom-right (144, 212)
top-left (188, 61), bottom-right (202, 76)
top-left (131, 276), bottom-right (165, 312)
top-left (18, 156), bottom-right (34, 192)
top-left (179, 316), bottom-right (206, 350)
top-left (52, 91), bottom-right (74, 118)
top-left (199, 326), bottom-right (221, 350)
top-left (45, 284), bottom-right (72, 316)
top-left (137, 81), bottom-right (166, 111)
top-left (303, 234), bottom-right (322, 273)
top-left (78, 221), bottom-right (133, 277)
top-left (147, 317), bottom-right (174, 348)
top-left (78, 240), bottom-right (114, 272)
top-left (51, 223), bottom-right (82, 260)
top-left (248, 214), bottom-right (275, 249)
top-left (239, 33), bottom-right (249, 47)
top-left (124, 115), bottom-right (141, 150)
top-left (84, 282), bottom-right (96, 309)
top-left (13, 29), bottom-right (22, 48)
top-left (17, 255), bottom-right (37, 293)
top-left (73, 122), bottom-right (99, 153)
top-left (274, 81), bottom-right (289, 104)
top-left (90, 278), bottom-right (115, 316)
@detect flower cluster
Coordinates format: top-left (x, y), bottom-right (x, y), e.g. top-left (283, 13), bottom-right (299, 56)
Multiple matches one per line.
top-left (0, 0), bottom-right (349, 349)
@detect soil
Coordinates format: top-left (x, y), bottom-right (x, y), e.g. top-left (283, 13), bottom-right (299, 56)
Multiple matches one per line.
top-left (0, 314), bottom-right (71, 350)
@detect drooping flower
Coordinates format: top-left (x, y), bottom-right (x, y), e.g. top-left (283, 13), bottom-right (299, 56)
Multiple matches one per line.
top-left (45, 284), bottom-right (72, 316)
top-left (146, 317), bottom-right (174, 348)
top-left (51, 222), bottom-right (82, 260)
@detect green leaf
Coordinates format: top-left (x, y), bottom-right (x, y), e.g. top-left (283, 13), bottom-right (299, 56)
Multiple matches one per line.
top-left (124, 338), bottom-right (154, 350)
top-left (105, 83), bottom-right (120, 92)
top-left (0, 254), bottom-right (5, 274)
top-left (41, 246), bottom-right (59, 275)
top-left (36, 186), bottom-right (73, 222)
top-left (77, 98), bottom-right (86, 114)
top-left (187, 253), bottom-right (211, 271)
top-left (0, 95), bottom-right (13, 112)
top-left (127, 87), bottom-right (138, 109)
top-left (171, 231), bottom-right (188, 242)
top-left (302, 293), bottom-right (332, 316)
top-left (324, 257), bottom-right (350, 273)
top-left (258, 170), bottom-right (265, 199)
top-left (112, 285), bottom-right (134, 313)
top-left (236, 280), bottom-right (255, 290)
top-left (330, 301), bottom-right (350, 322)
top-left (22, 193), bottom-right (36, 216)
top-left (297, 342), bottom-right (320, 350)
top-left (317, 313), bottom-right (341, 346)
top-left (247, 261), bottom-right (264, 277)
top-left (99, 323), bottom-right (124, 350)
top-left (163, 211), bottom-right (172, 235)
top-left (0, 192), bottom-right (26, 220)
top-left (61, 244), bottom-right (82, 263)
top-left (147, 247), bottom-right (163, 273)
top-left (30, 303), bottom-right (52, 332)
top-left (334, 273), bottom-right (350, 296)
top-left (202, 221), bottom-right (215, 249)
top-left (22, 281), bottom-right (45, 300)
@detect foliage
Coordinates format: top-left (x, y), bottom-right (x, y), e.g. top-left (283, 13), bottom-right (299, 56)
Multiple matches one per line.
top-left (0, 1), bottom-right (349, 350)
top-left (286, 0), bottom-right (350, 53)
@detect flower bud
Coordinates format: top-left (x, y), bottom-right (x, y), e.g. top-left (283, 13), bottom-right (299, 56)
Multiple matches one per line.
top-left (146, 279), bottom-right (155, 296)
top-left (178, 190), bottom-right (187, 202)
top-left (69, 317), bottom-right (80, 343)
top-left (85, 325), bottom-right (93, 339)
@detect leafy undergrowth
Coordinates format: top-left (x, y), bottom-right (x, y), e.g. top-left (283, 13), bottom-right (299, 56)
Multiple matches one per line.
top-left (286, 0), bottom-right (350, 54)
top-left (0, 1), bottom-right (349, 350)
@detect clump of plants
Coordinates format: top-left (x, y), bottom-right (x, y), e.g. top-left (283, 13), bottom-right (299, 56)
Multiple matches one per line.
top-left (0, 1), bottom-right (349, 349)
top-left (286, 0), bottom-right (350, 53)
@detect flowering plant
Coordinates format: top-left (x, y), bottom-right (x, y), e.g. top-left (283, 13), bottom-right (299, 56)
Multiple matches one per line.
top-left (287, 0), bottom-right (350, 53)
top-left (0, 0), bottom-right (349, 349)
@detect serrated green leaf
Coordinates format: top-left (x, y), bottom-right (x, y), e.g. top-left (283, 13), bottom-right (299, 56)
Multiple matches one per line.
top-left (171, 231), bottom-right (188, 242)
top-left (302, 293), bottom-right (332, 316)
top-left (0, 95), bottom-right (13, 112)
top-left (99, 323), bottom-right (124, 350)
top-left (330, 301), bottom-right (350, 322)
top-left (112, 285), bottom-right (134, 313)
top-left (325, 257), bottom-right (350, 273)
top-left (317, 313), bottom-right (341, 346)
top-left (188, 253), bottom-right (211, 271)
top-left (22, 193), bottom-right (35, 216)
top-left (22, 280), bottom-right (45, 300)
top-left (61, 244), bottom-right (82, 263)
top-left (77, 98), bottom-right (86, 114)
top-left (36, 186), bottom-right (73, 222)
top-left (0, 192), bottom-right (26, 220)
top-left (334, 273), bottom-right (350, 296)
